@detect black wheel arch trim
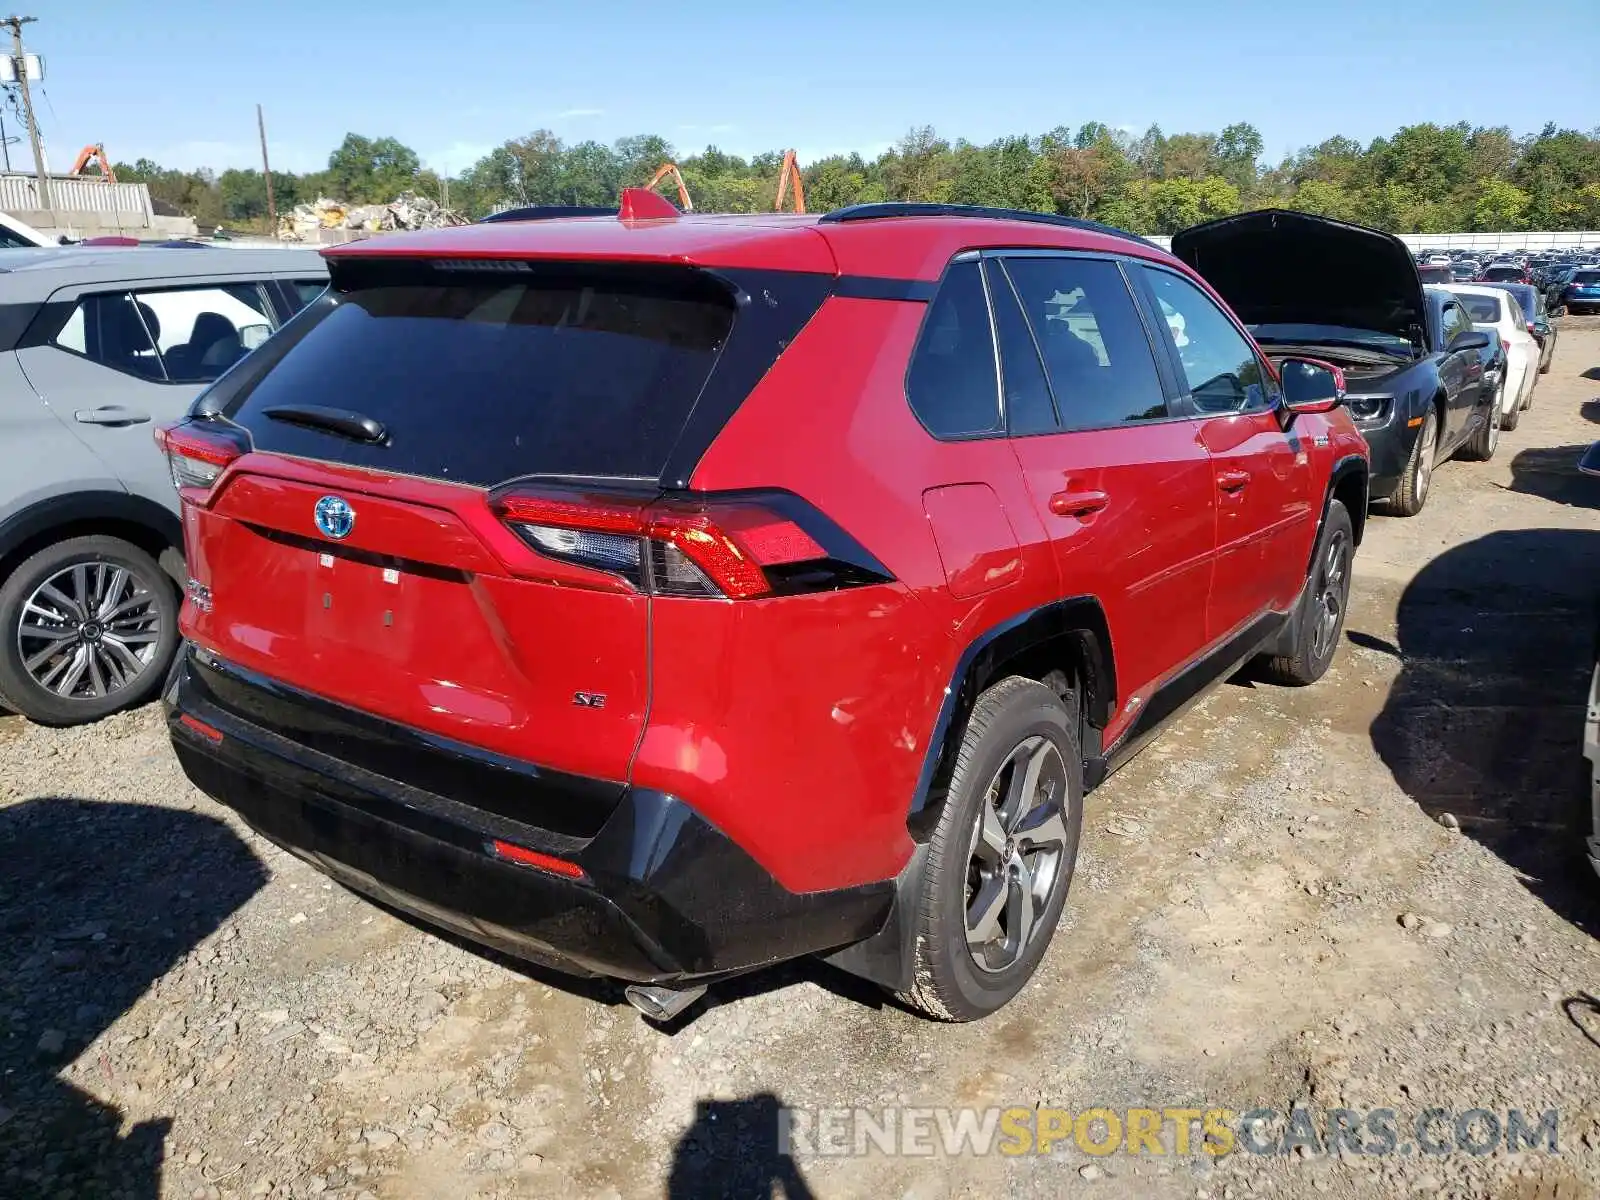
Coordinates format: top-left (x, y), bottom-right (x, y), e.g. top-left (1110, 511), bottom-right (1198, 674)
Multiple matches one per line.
top-left (0, 491), bottom-right (183, 576)
top-left (1320, 453), bottom-right (1369, 549)
top-left (906, 596), bottom-right (1116, 835)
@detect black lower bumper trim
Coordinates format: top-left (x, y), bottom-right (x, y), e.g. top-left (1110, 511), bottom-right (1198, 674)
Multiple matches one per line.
top-left (169, 653), bottom-right (892, 984)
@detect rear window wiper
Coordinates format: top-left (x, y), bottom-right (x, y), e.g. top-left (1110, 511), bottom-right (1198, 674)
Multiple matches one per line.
top-left (262, 404), bottom-right (387, 445)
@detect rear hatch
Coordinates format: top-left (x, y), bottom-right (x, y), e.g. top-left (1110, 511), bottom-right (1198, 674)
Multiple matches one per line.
top-left (174, 257), bottom-right (783, 803)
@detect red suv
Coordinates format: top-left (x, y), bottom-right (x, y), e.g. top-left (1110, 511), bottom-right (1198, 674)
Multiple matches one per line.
top-left (161, 198), bottom-right (1369, 1022)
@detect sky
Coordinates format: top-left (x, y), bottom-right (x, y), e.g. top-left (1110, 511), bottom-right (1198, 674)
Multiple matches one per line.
top-left (14, 0), bottom-right (1600, 179)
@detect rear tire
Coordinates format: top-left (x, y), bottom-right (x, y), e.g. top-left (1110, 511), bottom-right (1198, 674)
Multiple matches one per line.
top-left (1500, 383), bottom-right (1521, 431)
top-left (1522, 369), bottom-right (1537, 411)
top-left (0, 535), bottom-right (179, 726)
top-left (1257, 500), bottom-right (1354, 687)
top-left (1458, 385), bottom-right (1501, 462)
top-left (1388, 409), bottom-right (1438, 517)
top-left (897, 677), bottom-right (1083, 1022)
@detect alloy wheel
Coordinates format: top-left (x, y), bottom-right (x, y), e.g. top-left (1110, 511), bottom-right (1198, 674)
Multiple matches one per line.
top-left (965, 735), bottom-right (1072, 973)
top-left (16, 560), bottom-right (163, 700)
top-left (1309, 528), bottom-right (1350, 662)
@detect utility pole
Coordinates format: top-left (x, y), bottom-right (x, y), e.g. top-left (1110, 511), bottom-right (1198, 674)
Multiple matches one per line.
top-left (0, 16), bottom-right (48, 217)
top-left (256, 103), bottom-right (277, 228)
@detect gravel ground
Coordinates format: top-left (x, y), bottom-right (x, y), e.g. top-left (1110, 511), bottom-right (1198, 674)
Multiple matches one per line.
top-left (5, 322), bottom-right (1600, 1200)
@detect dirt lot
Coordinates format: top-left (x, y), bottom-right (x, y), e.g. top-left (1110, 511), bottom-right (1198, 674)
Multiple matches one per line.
top-left (5, 324), bottom-right (1600, 1200)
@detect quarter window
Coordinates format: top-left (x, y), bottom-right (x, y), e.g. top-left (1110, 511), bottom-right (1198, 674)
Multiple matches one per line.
top-left (906, 260), bottom-right (1001, 438)
top-left (1139, 268), bottom-right (1268, 415)
top-left (1001, 256), bottom-right (1168, 430)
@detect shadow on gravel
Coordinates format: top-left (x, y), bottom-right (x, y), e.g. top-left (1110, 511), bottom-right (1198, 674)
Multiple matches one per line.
top-left (1372, 529), bottom-right (1600, 934)
top-left (666, 1092), bottom-right (816, 1199)
top-left (1581, 399), bottom-right (1600, 425)
top-left (1505, 444), bottom-right (1596, 508)
top-left (0, 797), bottom-right (266, 1199)
top-left (369, 890), bottom-right (891, 1028)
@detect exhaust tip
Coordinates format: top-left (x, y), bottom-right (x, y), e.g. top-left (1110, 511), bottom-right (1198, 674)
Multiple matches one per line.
top-left (624, 983), bottom-right (707, 1023)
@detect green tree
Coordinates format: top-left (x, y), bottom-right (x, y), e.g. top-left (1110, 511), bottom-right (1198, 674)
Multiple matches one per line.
top-left (1215, 122), bottom-right (1263, 193)
top-left (325, 133), bottom-right (420, 202)
top-left (1471, 178), bottom-right (1530, 230)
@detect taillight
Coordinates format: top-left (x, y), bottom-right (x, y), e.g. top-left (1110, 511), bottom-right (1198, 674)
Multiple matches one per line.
top-left (490, 487), bottom-right (883, 600)
top-left (154, 422), bottom-right (246, 495)
top-left (1500, 338), bottom-right (1510, 353)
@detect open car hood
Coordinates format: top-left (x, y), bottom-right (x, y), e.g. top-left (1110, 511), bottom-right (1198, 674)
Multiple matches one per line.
top-left (1171, 209), bottom-right (1425, 345)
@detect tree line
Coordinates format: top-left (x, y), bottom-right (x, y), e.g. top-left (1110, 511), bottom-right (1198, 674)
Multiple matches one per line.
top-left (115, 121), bottom-right (1600, 235)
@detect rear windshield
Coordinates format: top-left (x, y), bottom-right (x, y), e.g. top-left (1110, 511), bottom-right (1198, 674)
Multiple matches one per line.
top-left (1480, 266), bottom-right (1523, 280)
top-left (217, 270), bottom-right (735, 485)
top-left (1574, 270), bottom-right (1600, 284)
top-left (1458, 295), bottom-right (1502, 322)
top-left (1418, 266), bottom-right (1453, 282)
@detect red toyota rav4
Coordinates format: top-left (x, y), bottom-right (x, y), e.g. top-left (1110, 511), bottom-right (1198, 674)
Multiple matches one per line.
top-left (161, 198), bottom-right (1369, 1022)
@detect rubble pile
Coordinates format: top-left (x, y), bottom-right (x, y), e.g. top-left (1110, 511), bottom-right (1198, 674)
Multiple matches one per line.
top-left (278, 191), bottom-right (467, 241)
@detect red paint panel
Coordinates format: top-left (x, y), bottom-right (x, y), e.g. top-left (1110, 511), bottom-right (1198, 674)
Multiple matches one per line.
top-left (636, 584), bottom-right (939, 892)
top-left (180, 459), bottom-right (650, 784)
top-left (1009, 422), bottom-right (1216, 743)
top-left (922, 484), bottom-right (1023, 599)
top-left (1199, 410), bottom-right (1315, 637)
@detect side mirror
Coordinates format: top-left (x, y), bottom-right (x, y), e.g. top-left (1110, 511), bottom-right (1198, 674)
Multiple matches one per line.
top-left (238, 323), bottom-right (271, 351)
top-left (1449, 330), bottom-right (1491, 352)
top-left (1279, 356), bottom-right (1346, 415)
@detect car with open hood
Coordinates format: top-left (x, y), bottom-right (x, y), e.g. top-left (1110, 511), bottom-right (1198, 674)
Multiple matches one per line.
top-left (1173, 210), bottom-right (1497, 516)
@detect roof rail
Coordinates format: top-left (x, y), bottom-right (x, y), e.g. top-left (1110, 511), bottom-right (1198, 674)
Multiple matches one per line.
top-left (816, 202), bottom-right (1155, 247)
top-left (477, 205), bottom-right (619, 224)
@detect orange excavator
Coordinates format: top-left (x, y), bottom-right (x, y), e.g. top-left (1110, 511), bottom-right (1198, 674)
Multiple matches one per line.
top-left (774, 149), bottom-right (805, 213)
top-left (642, 161), bottom-right (693, 211)
top-left (68, 143), bottom-right (116, 183)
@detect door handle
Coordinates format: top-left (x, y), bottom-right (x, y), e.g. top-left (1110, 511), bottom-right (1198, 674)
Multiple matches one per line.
top-left (1217, 469), bottom-right (1252, 492)
top-left (75, 406), bottom-right (151, 426)
top-left (1048, 489), bottom-right (1110, 517)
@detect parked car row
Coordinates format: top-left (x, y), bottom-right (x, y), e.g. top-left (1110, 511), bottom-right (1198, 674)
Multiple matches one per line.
top-left (0, 201), bottom-right (1556, 1022)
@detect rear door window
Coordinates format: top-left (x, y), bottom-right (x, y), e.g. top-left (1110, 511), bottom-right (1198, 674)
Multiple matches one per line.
top-left (984, 260), bottom-right (1057, 436)
top-left (1001, 256), bottom-right (1169, 430)
top-left (133, 284), bottom-right (275, 383)
top-left (221, 268), bottom-right (737, 485)
top-left (46, 283), bottom-right (277, 383)
top-left (905, 259), bottom-right (1002, 438)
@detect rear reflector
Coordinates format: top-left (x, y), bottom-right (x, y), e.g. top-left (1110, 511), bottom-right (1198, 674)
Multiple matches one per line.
top-left (179, 713), bottom-right (224, 743)
top-left (488, 839), bottom-right (587, 879)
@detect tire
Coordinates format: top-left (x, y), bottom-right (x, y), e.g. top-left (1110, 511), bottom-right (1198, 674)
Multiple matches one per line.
top-left (1388, 408), bottom-right (1439, 517)
top-left (1500, 380), bottom-right (1521, 431)
top-left (1257, 500), bottom-right (1354, 687)
top-left (897, 676), bottom-right (1083, 1021)
top-left (1458, 386), bottom-right (1500, 462)
top-left (1522, 369), bottom-right (1537, 411)
top-left (0, 535), bottom-right (179, 726)
top-left (1539, 344), bottom-right (1553, 374)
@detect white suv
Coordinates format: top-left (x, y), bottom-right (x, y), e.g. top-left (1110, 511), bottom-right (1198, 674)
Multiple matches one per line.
top-left (0, 246), bottom-right (325, 725)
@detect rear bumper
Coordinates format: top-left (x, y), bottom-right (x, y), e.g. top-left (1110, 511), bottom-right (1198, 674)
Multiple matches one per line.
top-left (167, 649), bottom-right (892, 984)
